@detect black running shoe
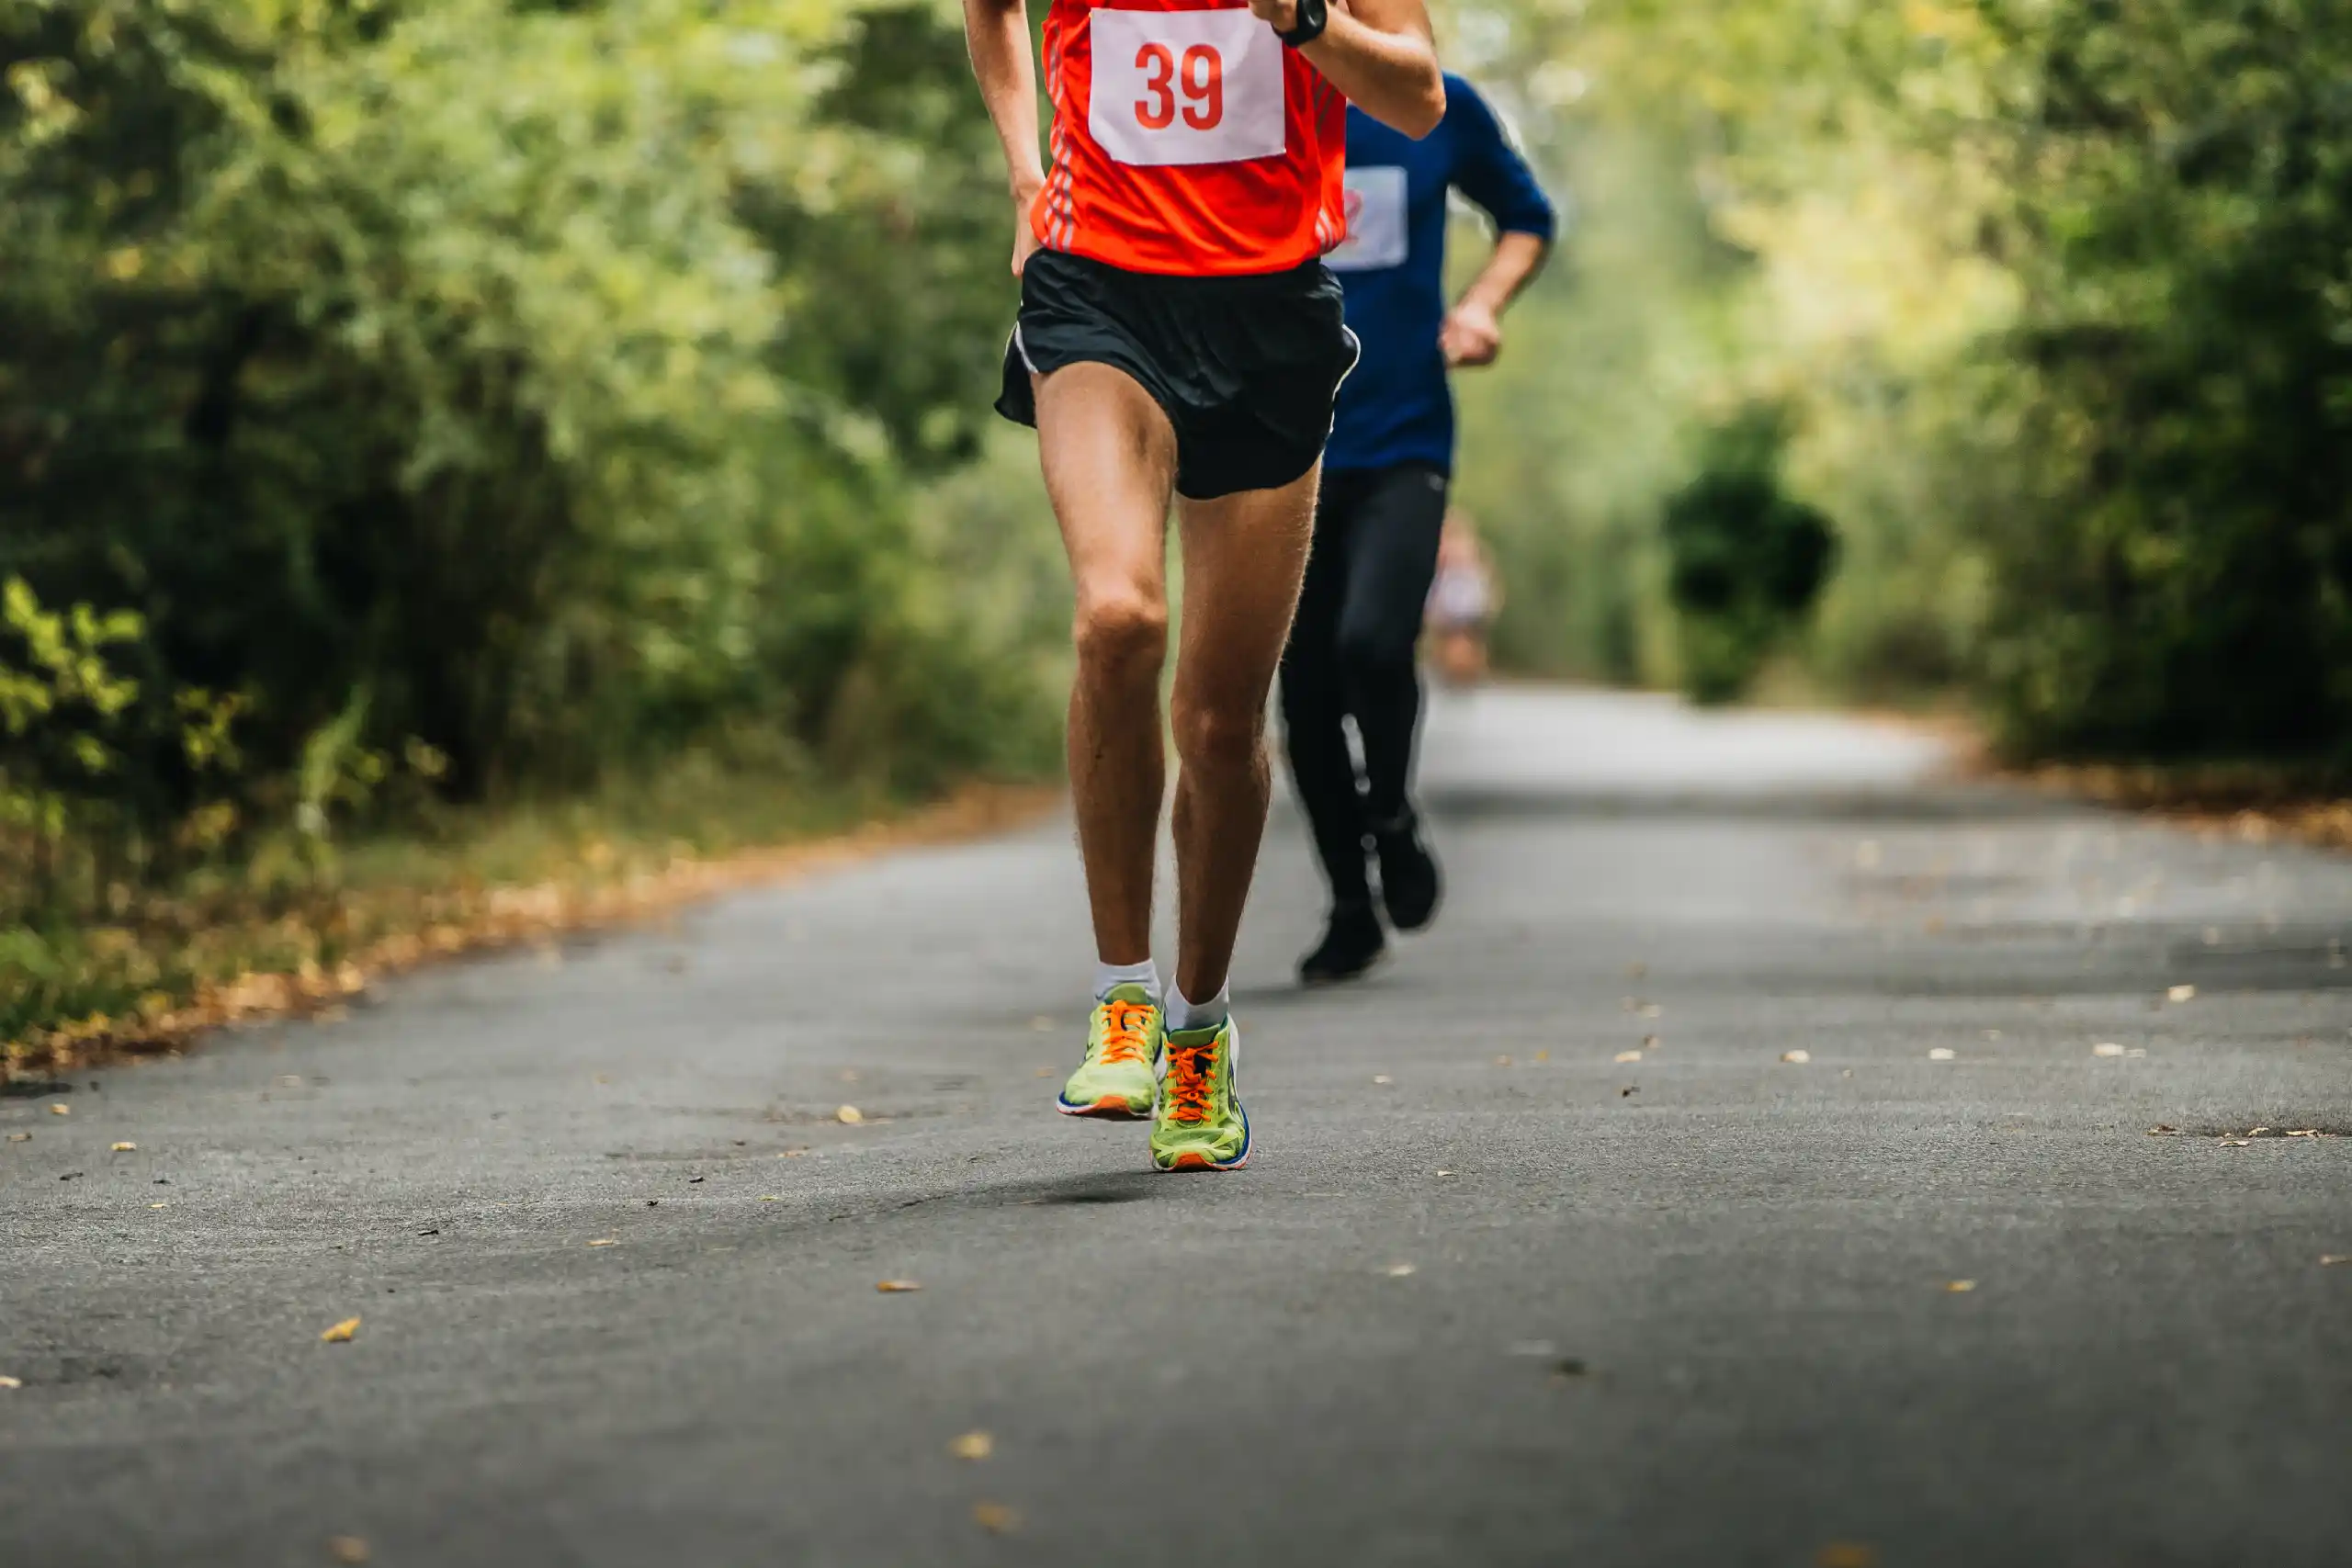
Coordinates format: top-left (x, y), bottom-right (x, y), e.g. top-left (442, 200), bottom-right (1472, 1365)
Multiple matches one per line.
top-left (1299, 900), bottom-right (1386, 985)
top-left (1374, 810), bottom-right (1442, 931)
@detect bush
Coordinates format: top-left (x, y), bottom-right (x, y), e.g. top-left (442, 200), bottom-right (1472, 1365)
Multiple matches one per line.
top-left (0, 0), bottom-right (1057, 884)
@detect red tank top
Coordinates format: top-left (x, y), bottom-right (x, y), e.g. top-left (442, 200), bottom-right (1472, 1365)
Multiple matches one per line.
top-left (1034, 0), bottom-right (1350, 277)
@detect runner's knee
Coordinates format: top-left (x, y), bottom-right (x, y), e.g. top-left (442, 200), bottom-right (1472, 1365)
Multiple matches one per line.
top-left (1171, 699), bottom-right (1264, 774)
top-left (1071, 591), bottom-right (1168, 680)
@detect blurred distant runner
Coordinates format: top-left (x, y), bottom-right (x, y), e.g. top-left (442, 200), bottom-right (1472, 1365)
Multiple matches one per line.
top-left (1278, 73), bottom-right (1555, 984)
top-left (965, 0), bottom-right (1443, 1168)
top-left (1426, 508), bottom-right (1500, 685)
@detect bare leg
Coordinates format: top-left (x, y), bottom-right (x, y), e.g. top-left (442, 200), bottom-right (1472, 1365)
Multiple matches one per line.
top-left (1035, 364), bottom-right (1178, 966)
top-left (1169, 467), bottom-right (1321, 1001)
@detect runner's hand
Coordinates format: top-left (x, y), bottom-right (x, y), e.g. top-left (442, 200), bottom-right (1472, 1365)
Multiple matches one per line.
top-left (1011, 179), bottom-right (1045, 279)
top-left (1246, 0), bottom-right (1302, 31)
top-left (1441, 299), bottom-right (1503, 367)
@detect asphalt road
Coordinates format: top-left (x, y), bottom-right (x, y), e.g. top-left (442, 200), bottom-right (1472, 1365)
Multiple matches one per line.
top-left (6, 686), bottom-right (2349, 1568)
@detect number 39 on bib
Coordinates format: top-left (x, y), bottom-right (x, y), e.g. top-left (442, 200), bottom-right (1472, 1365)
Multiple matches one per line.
top-left (1088, 8), bottom-right (1287, 168)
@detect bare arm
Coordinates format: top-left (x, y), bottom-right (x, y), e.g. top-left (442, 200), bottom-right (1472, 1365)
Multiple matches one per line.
top-left (1250, 0), bottom-right (1443, 139)
top-left (1442, 230), bottom-right (1551, 367)
top-left (962, 0), bottom-right (1046, 276)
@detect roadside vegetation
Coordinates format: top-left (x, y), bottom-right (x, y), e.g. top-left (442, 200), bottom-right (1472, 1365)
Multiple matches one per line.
top-left (6, 0), bottom-right (2348, 1065)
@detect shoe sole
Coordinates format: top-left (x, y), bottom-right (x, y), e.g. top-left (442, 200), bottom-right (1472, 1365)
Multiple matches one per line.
top-left (1152, 1111), bottom-right (1251, 1172)
top-left (1299, 946), bottom-right (1388, 987)
top-left (1057, 1095), bottom-right (1152, 1120)
top-left (1387, 882), bottom-right (1442, 933)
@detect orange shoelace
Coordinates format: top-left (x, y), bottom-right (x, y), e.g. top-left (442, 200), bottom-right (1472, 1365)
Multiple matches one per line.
top-left (1095, 1000), bottom-right (1156, 1066)
top-left (1162, 1040), bottom-right (1217, 1124)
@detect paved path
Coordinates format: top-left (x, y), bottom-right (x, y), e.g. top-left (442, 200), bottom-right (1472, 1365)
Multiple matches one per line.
top-left (5, 687), bottom-right (2348, 1568)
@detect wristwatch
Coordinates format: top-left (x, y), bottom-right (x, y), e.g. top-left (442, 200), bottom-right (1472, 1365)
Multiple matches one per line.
top-left (1280, 0), bottom-right (1329, 48)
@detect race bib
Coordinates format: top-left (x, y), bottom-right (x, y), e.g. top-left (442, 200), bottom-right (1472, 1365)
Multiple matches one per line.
top-left (1088, 8), bottom-right (1287, 168)
top-left (1325, 166), bottom-right (1408, 271)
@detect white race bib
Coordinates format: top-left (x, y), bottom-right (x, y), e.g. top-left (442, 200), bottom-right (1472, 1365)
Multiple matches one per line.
top-left (1325, 165), bottom-right (1408, 271)
top-left (1088, 8), bottom-right (1287, 168)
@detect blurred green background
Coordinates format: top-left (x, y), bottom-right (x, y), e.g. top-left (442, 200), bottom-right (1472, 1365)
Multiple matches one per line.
top-left (6, 0), bottom-right (2350, 1045)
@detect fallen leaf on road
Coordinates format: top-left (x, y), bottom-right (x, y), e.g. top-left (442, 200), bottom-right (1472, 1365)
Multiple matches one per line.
top-left (1614, 1051), bottom-right (1644, 1064)
top-left (779, 1148), bottom-right (807, 1158)
top-left (0, 1376), bottom-right (20, 1389)
top-left (587, 1238), bottom-right (619, 1247)
top-left (1643, 1035), bottom-right (1660, 1049)
top-left (876, 1280), bottom-right (922, 1293)
top-left (1493, 1055), bottom-right (1513, 1066)
top-left (1945, 1280), bottom-right (1977, 1293)
top-left (1621, 1086), bottom-right (1639, 1097)
top-left (1385, 1263), bottom-right (1418, 1278)
top-left (2286, 1129), bottom-right (2321, 1138)
top-left (327, 1536), bottom-right (370, 1564)
top-left (150, 1201), bottom-right (167, 1210)
top-left (950, 1431), bottom-right (994, 1461)
top-left (836, 1105), bottom-right (865, 1124)
top-left (1434, 1169), bottom-right (1455, 1178)
top-left (320, 1317), bottom-right (362, 1344)
top-left (2248, 1126), bottom-right (2272, 1137)
top-left (2168, 985), bottom-right (2197, 1003)
top-left (110, 1142), bottom-right (137, 1153)
top-left (1781, 1050), bottom-right (1812, 1065)
top-left (2148, 1125), bottom-right (2178, 1135)
top-left (49, 1103), bottom-right (69, 1116)
top-left (1533, 1050), bottom-right (1551, 1063)
top-left (687, 1176), bottom-right (706, 1184)
top-left (759, 1195), bottom-right (780, 1202)
top-left (1639, 1004), bottom-right (1663, 1020)
top-left (1929, 1048), bottom-right (1957, 1061)
top-left (2093, 1043), bottom-right (2127, 1057)
top-left (2321, 1256), bottom-right (2348, 1267)
top-left (1818, 1545), bottom-right (1879, 1568)
top-left (6, 1133), bottom-right (28, 1142)
top-left (1373, 1075), bottom-right (1394, 1085)
top-left (972, 1502), bottom-right (1021, 1534)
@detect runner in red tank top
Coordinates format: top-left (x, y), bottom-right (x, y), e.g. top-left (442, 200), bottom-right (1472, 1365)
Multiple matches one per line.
top-left (964, 0), bottom-right (1442, 1170)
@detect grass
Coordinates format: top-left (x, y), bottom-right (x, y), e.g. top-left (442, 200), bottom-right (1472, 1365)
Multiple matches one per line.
top-left (3, 764), bottom-right (1053, 1077)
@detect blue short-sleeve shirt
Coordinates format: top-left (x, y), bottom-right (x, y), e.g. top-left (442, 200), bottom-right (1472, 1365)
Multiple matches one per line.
top-left (1323, 75), bottom-right (1557, 476)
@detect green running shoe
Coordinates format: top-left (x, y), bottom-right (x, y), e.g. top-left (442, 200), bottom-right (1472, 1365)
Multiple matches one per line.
top-left (1150, 1017), bottom-right (1250, 1172)
top-left (1057, 984), bottom-right (1162, 1119)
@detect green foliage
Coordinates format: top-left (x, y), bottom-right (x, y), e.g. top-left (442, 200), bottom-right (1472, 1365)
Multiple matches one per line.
top-left (1962, 0), bottom-right (2352, 758)
top-left (0, 0), bottom-right (1055, 894)
top-left (1448, 0), bottom-right (2352, 755)
top-left (1659, 410), bottom-right (1838, 704)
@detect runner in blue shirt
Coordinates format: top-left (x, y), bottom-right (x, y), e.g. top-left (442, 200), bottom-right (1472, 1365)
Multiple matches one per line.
top-left (1280, 73), bottom-right (1556, 983)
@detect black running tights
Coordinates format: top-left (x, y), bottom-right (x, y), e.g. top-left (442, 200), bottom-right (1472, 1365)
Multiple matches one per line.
top-left (1278, 463), bottom-right (1449, 906)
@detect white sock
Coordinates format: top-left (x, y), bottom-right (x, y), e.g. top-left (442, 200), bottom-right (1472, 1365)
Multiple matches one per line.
top-left (1166, 982), bottom-right (1230, 1034)
top-left (1094, 958), bottom-right (1162, 1004)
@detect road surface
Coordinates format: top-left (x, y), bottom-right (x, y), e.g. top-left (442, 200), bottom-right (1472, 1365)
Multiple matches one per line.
top-left (5, 686), bottom-right (2349, 1567)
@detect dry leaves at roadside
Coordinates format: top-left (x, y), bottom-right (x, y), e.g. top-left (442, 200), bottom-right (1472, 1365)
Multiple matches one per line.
top-left (320, 1317), bottom-right (361, 1344)
top-left (326, 1537), bottom-right (370, 1564)
top-left (876, 1280), bottom-right (922, 1293)
top-left (971, 1503), bottom-right (1021, 1535)
top-left (949, 1431), bottom-right (994, 1461)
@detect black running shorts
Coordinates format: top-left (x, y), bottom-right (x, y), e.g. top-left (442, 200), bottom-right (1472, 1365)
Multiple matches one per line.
top-left (996, 249), bottom-right (1361, 502)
